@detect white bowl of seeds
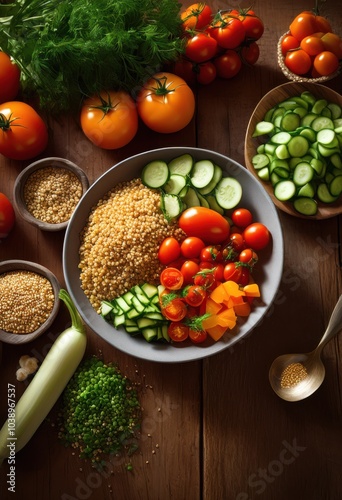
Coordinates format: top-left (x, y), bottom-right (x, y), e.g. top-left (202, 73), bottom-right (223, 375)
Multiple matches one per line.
top-left (0, 260), bottom-right (61, 344)
top-left (13, 157), bottom-right (89, 231)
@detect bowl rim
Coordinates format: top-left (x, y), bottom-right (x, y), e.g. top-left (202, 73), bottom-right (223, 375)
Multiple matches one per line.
top-left (244, 81), bottom-right (342, 220)
top-left (13, 156), bottom-right (89, 232)
top-left (0, 259), bottom-right (61, 344)
top-left (63, 146), bottom-right (284, 363)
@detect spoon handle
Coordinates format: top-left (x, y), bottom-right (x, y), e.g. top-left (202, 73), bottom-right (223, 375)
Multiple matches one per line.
top-left (316, 295), bottom-right (342, 351)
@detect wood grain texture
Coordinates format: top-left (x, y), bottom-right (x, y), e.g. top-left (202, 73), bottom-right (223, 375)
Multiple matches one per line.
top-left (1, 1), bottom-right (342, 499)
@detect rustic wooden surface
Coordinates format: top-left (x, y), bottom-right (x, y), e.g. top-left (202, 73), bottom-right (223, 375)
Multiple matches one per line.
top-left (1, 1), bottom-right (342, 499)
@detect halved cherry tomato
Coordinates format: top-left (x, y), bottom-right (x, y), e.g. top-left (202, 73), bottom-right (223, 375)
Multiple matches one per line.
top-left (194, 268), bottom-right (215, 288)
top-left (162, 299), bottom-right (188, 322)
top-left (180, 260), bottom-right (200, 285)
top-left (185, 33), bottom-right (218, 63)
top-left (0, 193), bottom-right (15, 238)
top-left (160, 267), bottom-right (184, 290)
top-left (181, 3), bottom-right (212, 31)
top-left (180, 236), bottom-right (206, 259)
top-left (158, 237), bottom-right (181, 265)
top-left (189, 328), bottom-right (208, 344)
top-left (243, 222), bottom-right (270, 251)
top-left (183, 285), bottom-right (206, 307)
top-left (178, 207), bottom-right (230, 244)
top-left (168, 322), bottom-right (189, 342)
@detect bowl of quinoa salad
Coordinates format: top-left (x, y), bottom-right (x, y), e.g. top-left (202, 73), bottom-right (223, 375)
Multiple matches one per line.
top-left (0, 260), bottom-right (61, 344)
top-left (63, 147), bottom-right (284, 363)
top-left (13, 157), bottom-right (89, 231)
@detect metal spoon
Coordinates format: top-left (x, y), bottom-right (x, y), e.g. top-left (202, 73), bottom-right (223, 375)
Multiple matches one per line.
top-left (269, 294), bottom-right (342, 402)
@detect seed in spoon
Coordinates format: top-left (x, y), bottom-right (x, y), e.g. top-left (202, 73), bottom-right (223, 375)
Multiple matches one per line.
top-left (280, 362), bottom-right (308, 388)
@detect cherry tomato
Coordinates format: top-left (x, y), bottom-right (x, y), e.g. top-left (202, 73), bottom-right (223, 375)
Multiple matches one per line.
top-left (281, 34), bottom-right (300, 55)
top-left (321, 32), bottom-right (342, 59)
top-left (223, 262), bottom-right (242, 283)
top-left (228, 232), bottom-right (245, 252)
top-left (194, 268), bottom-right (215, 288)
top-left (168, 322), bottom-right (189, 342)
top-left (239, 11), bottom-right (264, 41)
top-left (313, 51), bottom-right (339, 76)
top-left (160, 267), bottom-right (184, 290)
top-left (180, 236), bottom-right (206, 259)
top-left (158, 237), bottom-right (181, 265)
top-left (178, 207), bottom-right (230, 244)
top-left (213, 263), bottom-right (224, 281)
top-left (200, 246), bottom-right (222, 262)
top-left (162, 299), bottom-right (188, 322)
top-left (289, 13), bottom-right (318, 41)
top-left (231, 208), bottom-right (253, 228)
top-left (189, 328), bottom-right (208, 344)
top-left (183, 285), bottom-right (206, 307)
top-left (243, 222), bottom-right (270, 251)
top-left (239, 248), bottom-right (258, 267)
top-left (239, 266), bottom-right (250, 286)
top-left (80, 90), bottom-right (138, 149)
top-left (300, 35), bottom-right (325, 56)
top-left (240, 42), bottom-right (260, 65)
top-left (0, 101), bottom-right (48, 160)
top-left (173, 58), bottom-right (197, 86)
top-left (185, 33), bottom-right (217, 63)
top-left (137, 72), bottom-right (195, 133)
top-left (196, 61), bottom-right (217, 85)
top-left (314, 15), bottom-right (332, 33)
top-left (0, 52), bottom-right (20, 103)
top-left (285, 49), bottom-right (312, 75)
top-left (214, 50), bottom-right (242, 79)
top-left (180, 260), bottom-right (200, 285)
top-left (211, 16), bottom-right (246, 49)
top-left (0, 193), bottom-right (15, 238)
top-left (181, 3), bottom-right (212, 31)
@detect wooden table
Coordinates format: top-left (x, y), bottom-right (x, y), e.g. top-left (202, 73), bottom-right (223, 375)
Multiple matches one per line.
top-left (1, 1), bottom-right (342, 498)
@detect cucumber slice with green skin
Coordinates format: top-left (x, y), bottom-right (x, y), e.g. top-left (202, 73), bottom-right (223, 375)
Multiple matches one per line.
top-left (168, 154), bottom-right (194, 176)
top-left (293, 162), bottom-right (314, 186)
top-left (164, 173), bottom-right (187, 195)
top-left (257, 166), bottom-right (270, 181)
top-left (161, 193), bottom-right (183, 220)
top-left (281, 112), bottom-right (301, 131)
top-left (271, 131), bottom-right (292, 144)
top-left (182, 186), bottom-right (200, 208)
top-left (327, 103), bottom-right (342, 120)
top-left (252, 121), bottom-right (275, 137)
top-left (293, 197), bottom-right (318, 216)
top-left (215, 177), bottom-right (242, 209)
top-left (316, 128), bottom-right (336, 146)
top-left (297, 182), bottom-right (315, 198)
top-left (317, 183), bottom-right (339, 203)
top-left (198, 164), bottom-right (223, 195)
top-left (301, 91), bottom-right (316, 107)
top-left (274, 180), bottom-right (296, 201)
top-left (311, 116), bottom-right (334, 131)
top-left (329, 175), bottom-right (342, 197)
top-left (252, 153), bottom-right (270, 169)
top-left (206, 194), bottom-right (224, 214)
top-left (197, 192), bottom-right (210, 208)
top-left (311, 99), bottom-right (328, 114)
top-left (141, 160), bottom-right (169, 189)
top-left (190, 159), bottom-right (215, 189)
top-left (287, 136), bottom-right (309, 157)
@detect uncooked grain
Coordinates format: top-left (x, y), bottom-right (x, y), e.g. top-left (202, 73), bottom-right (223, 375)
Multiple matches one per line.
top-left (79, 178), bottom-right (184, 312)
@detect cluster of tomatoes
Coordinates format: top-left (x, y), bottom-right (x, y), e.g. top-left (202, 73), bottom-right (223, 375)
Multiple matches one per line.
top-left (157, 207), bottom-right (270, 343)
top-left (281, 10), bottom-right (342, 77)
top-left (172, 3), bottom-right (264, 85)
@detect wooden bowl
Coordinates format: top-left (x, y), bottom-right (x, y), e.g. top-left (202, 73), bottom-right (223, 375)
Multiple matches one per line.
top-left (13, 157), bottom-right (89, 231)
top-left (277, 32), bottom-right (341, 84)
top-left (244, 82), bottom-right (342, 219)
top-left (0, 260), bottom-right (61, 344)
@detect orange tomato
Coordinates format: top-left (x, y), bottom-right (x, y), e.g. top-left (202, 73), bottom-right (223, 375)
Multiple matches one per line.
top-left (300, 35), bottom-right (325, 56)
top-left (285, 48), bottom-right (312, 75)
top-left (321, 32), bottom-right (342, 59)
top-left (289, 12), bottom-right (318, 41)
top-left (0, 52), bottom-right (20, 103)
top-left (313, 50), bottom-right (339, 76)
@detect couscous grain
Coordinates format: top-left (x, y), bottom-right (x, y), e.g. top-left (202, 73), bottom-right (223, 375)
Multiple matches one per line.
top-left (79, 178), bottom-right (185, 312)
top-left (24, 166), bottom-right (83, 224)
top-left (0, 270), bottom-right (55, 334)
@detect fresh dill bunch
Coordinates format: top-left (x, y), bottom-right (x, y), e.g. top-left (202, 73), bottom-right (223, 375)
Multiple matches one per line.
top-left (0, 0), bottom-right (185, 113)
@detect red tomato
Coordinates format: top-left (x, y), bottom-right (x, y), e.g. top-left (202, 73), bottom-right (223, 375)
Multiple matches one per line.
top-left (137, 72), bottom-right (195, 134)
top-left (223, 262), bottom-right (242, 282)
top-left (239, 266), bottom-right (250, 286)
top-left (214, 50), bottom-right (242, 79)
top-left (185, 33), bottom-right (217, 63)
top-left (181, 260), bottom-right (200, 285)
top-left (0, 101), bottom-right (48, 160)
top-left (281, 34), bottom-right (300, 55)
top-left (321, 32), bottom-right (342, 59)
top-left (168, 322), bottom-right (189, 342)
top-left (0, 193), bottom-right (15, 238)
top-left (173, 58), bottom-right (197, 86)
top-left (160, 267), bottom-right (184, 290)
top-left (228, 233), bottom-right (245, 252)
top-left (183, 285), bottom-right (206, 307)
top-left (289, 13), bottom-right (318, 41)
top-left (189, 328), bottom-right (208, 344)
top-left (240, 42), bottom-right (260, 65)
top-left (180, 236), bottom-right (206, 259)
top-left (178, 207), bottom-right (230, 244)
top-left (196, 61), bottom-right (217, 85)
top-left (314, 15), bottom-right (332, 33)
top-left (158, 237), bottom-right (181, 265)
top-left (0, 52), bottom-right (20, 103)
top-left (300, 35), bottom-right (325, 56)
top-left (181, 3), bottom-right (212, 31)
top-left (285, 49), bottom-right (312, 75)
top-left (211, 16), bottom-right (246, 49)
top-left (231, 208), bottom-right (253, 228)
top-left (243, 222), bottom-right (270, 251)
top-left (313, 51), bottom-right (339, 76)
top-left (213, 263), bottom-right (224, 281)
top-left (200, 245), bottom-right (222, 262)
top-left (239, 248), bottom-right (258, 267)
top-left (194, 268), bottom-right (215, 288)
top-left (162, 299), bottom-right (187, 322)
top-left (239, 11), bottom-right (264, 40)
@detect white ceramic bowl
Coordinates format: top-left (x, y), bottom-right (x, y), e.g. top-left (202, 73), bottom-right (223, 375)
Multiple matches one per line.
top-left (63, 147), bottom-right (284, 363)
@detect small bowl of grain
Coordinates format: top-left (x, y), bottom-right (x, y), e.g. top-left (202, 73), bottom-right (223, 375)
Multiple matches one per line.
top-left (0, 260), bottom-right (61, 344)
top-left (13, 157), bottom-right (89, 231)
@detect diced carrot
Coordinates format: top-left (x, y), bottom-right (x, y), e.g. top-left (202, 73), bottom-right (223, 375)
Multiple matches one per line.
top-left (206, 324), bottom-right (227, 341)
top-left (243, 283), bottom-right (260, 297)
top-left (205, 296), bottom-right (223, 315)
top-left (233, 301), bottom-right (251, 316)
top-left (222, 280), bottom-right (245, 297)
top-left (210, 283), bottom-right (230, 303)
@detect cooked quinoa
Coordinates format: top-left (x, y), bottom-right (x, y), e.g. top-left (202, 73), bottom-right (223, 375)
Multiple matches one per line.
top-left (79, 178), bottom-right (184, 312)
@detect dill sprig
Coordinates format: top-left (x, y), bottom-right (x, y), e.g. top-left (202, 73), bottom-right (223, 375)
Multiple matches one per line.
top-left (0, 0), bottom-right (185, 113)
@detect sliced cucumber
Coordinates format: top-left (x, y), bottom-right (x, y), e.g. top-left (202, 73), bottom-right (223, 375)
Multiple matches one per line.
top-left (168, 153), bottom-right (193, 176)
top-left (141, 160), bottom-right (169, 189)
top-left (293, 197), bottom-right (318, 216)
top-left (198, 164), bottom-right (223, 195)
top-left (293, 162), bottom-right (314, 186)
top-left (190, 160), bottom-right (215, 189)
top-left (182, 187), bottom-right (200, 208)
top-left (164, 174), bottom-right (187, 195)
top-left (274, 180), bottom-right (296, 201)
top-left (215, 177), bottom-right (242, 209)
top-left (161, 193), bottom-right (183, 220)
